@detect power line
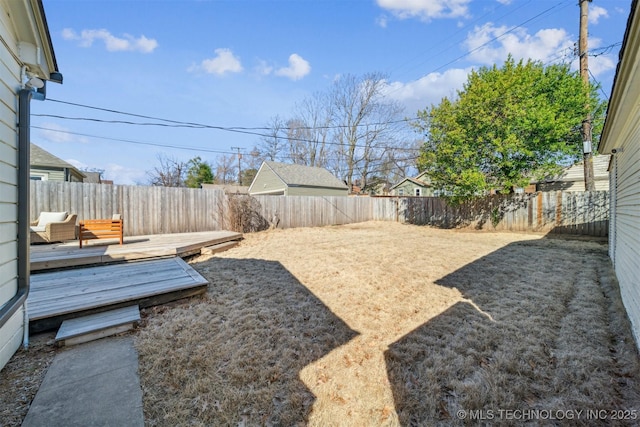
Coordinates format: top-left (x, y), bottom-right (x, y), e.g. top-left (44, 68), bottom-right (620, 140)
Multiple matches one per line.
top-left (46, 98), bottom-right (412, 131)
top-left (31, 125), bottom-right (240, 156)
top-left (40, 99), bottom-right (420, 152)
top-left (384, 0), bottom-right (574, 101)
top-left (391, 0), bottom-right (533, 79)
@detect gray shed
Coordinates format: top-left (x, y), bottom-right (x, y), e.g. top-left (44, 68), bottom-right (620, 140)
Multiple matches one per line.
top-left (248, 161), bottom-right (348, 196)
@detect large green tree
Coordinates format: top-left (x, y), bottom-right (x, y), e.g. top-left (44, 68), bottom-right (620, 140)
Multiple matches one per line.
top-left (185, 156), bottom-right (214, 188)
top-left (414, 57), bottom-right (605, 203)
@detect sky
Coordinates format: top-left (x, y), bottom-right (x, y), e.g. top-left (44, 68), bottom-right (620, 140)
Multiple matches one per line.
top-left (31, 0), bottom-right (631, 185)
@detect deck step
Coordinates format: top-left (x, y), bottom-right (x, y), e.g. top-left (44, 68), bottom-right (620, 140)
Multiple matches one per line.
top-left (55, 305), bottom-right (141, 346)
top-left (201, 240), bottom-right (240, 255)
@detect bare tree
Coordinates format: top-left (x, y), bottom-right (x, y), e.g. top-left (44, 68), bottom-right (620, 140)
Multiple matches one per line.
top-left (147, 154), bottom-right (187, 187)
top-left (287, 91), bottom-right (333, 168)
top-left (257, 72), bottom-right (411, 192)
top-left (329, 72), bottom-right (405, 190)
top-left (258, 115), bottom-right (287, 162)
top-left (215, 154), bottom-right (237, 184)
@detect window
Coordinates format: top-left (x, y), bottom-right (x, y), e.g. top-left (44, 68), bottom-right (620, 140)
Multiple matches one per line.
top-left (398, 188), bottom-right (404, 196)
top-left (30, 173), bottom-right (48, 181)
top-left (415, 188), bottom-right (421, 196)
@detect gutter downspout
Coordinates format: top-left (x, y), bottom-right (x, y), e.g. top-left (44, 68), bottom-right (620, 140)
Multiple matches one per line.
top-left (0, 89), bottom-right (32, 345)
top-left (19, 89), bottom-right (31, 348)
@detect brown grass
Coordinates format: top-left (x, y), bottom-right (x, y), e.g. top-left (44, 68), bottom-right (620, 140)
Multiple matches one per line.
top-left (134, 221), bottom-right (640, 426)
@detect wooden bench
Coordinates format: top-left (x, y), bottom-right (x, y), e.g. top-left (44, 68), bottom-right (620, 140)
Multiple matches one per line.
top-left (79, 218), bottom-right (124, 248)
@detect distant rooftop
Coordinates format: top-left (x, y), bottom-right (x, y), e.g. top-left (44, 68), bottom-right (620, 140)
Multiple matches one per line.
top-left (264, 161), bottom-right (347, 188)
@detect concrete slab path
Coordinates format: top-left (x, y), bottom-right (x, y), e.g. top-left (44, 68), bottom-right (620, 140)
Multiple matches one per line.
top-left (22, 336), bottom-right (144, 427)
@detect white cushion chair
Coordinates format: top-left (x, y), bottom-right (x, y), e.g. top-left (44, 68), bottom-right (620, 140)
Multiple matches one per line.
top-left (30, 212), bottom-right (78, 244)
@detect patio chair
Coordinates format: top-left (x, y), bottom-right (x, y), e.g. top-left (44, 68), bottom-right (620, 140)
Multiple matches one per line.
top-left (30, 212), bottom-right (78, 244)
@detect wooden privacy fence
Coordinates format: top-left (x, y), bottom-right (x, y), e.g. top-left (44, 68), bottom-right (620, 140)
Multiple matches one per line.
top-left (400, 191), bottom-right (609, 236)
top-left (30, 181), bottom-right (609, 237)
top-left (30, 181), bottom-right (229, 236)
top-left (252, 191), bottom-right (609, 236)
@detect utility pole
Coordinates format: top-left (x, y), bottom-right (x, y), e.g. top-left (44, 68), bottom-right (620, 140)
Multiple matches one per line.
top-left (579, 0), bottom-right (596, 191)
top-left (231, 147), bottom-right (242, 185)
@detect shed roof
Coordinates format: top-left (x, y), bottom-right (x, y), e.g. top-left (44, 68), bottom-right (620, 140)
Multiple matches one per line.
top-left (263, 161), bottom-right (347, 188)
top-left (30, 143), bottom-right (85, 177)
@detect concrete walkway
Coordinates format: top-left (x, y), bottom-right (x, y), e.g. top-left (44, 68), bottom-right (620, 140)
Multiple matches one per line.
top-left (22, 336), bottom-right (144, 427)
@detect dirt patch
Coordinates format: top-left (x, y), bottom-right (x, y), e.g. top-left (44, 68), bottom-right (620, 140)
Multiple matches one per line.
top-left (0, 332), bottom-right (57, 426)
top-left (135, 222), bottom-right (640, 426)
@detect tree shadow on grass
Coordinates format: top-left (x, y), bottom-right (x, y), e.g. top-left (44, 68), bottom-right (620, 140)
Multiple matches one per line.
top-left (136, 257), bottom-right (358, 426)
top-left (384, 238), bottom-right (640, 426)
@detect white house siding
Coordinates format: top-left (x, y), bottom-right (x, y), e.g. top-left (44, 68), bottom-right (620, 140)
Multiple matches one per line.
top-left (598, 2), bottom-right (640, 347)
top-left (0, 0), bottom-right (60, 371)
top-left (609, 129), bottom-right (640, 345)
top-left (0, 1), bottom-right (23, 371)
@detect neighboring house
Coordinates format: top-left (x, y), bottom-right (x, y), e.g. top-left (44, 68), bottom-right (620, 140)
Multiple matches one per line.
top-left (1, 1), bottom-right (62, 371)
top-left (201, 183), bottom-right (249, 194)
top-left (248, 161), bottom-right (348, 196)
top-left (533, 155), bottom-right (611, 192)
top-left (598, 2), bottom-right (640, 348)
top-left (30, 143), bottom-right (85, 182)
top-left (390, 171), bottom-right (434, 197)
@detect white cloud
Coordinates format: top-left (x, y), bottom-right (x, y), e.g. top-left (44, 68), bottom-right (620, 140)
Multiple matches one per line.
top-left (194, 48), bottom-right (243, 76)
top-left (382, 68), bottom-right (471, 113)
top-left (568, 37), bottom-right (616, 77)
top-left (589, 6), bottom-right (609, 24)
top-left (62, 28), bottom-right (158, 53)
top-left (36, 123), bottom-right (90, 144)
top-left (496, 0), bottom-right (512, 4)
top-left (376, 15), bottom-right (389, 28)
top-left (275, 54), bottom-right (311, 80)
top-left (376, 0), bottom-right (471, 21)
top-left (464, 23), bottom-right (574, 65)
top-left (256, 60), bottom-right (274, 76)
top-left (103, 163), bottom-right (147, 185)
top-left (65, 158), bottom-right (88, 170)
top-left (587, 54), bottom-right (615, 77)
top-left (65, 160), bottom-right (146, 185)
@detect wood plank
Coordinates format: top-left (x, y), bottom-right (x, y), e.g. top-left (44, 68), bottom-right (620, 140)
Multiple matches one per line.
top-left (29, 276), bottom-right (204, 320)
top-left (30, 230), bottom-right (242, 271)
top-left (31, 258), bottom-right (184, 287)
top-left (28, 258), bottom-right (208, 320)
top-left (55, 305), bottom-right (140, 342)
top-left (58, 323), bottom-right (136, 347)
top-left (201, 240), bottom-right (240, 255)
top-left (29, 264), bottom-right (186, 295)
top-left (29, 266), bottom-right (205, 313)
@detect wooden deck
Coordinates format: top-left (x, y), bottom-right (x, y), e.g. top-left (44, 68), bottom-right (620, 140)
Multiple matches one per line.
top-left (28, 257), bottom-right (209, 333)
top-left (27, 230), bottom-right (242, 333)
top-left (30, 230), bottom-right (242, 271)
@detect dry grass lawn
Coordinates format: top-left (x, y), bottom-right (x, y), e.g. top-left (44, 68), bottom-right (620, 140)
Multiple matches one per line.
top-left (136, 221), bottom-right (640, 426)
